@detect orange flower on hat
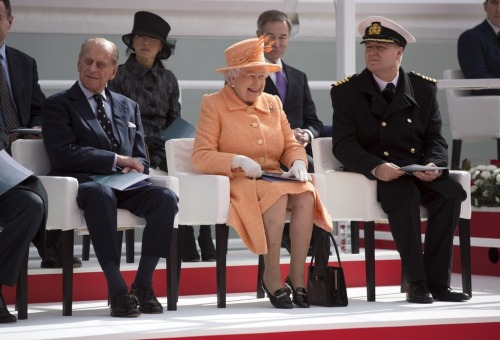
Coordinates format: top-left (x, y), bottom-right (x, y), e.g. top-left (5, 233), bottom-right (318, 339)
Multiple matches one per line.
top-left (232, 35), bottom-right (275, 67)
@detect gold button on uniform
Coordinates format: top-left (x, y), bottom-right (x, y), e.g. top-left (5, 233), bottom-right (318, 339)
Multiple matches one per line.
top-left (383, 151), bottom-right (389, 157)
top-left (258, 139), bottom-right (264, 145)
top-left (407, 118), bottom-right (412, 123)
top-left (252, 122), bottom-right (258, 127)
top-left (410, 148), bottom-right (415, 154)
top-left (381, 122), bottom-right (387, 127)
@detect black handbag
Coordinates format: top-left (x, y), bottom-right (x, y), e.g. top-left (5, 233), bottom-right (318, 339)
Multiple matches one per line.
top-left (307, 232), bottom-right (348, 307)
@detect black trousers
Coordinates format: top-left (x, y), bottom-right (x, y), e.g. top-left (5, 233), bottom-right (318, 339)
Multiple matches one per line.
top-left (384, 179), bottom-right (464, 286)
top-left (76, 182), bottom-right (178, 269)
top-left (0, 189), bottom-right (44, 286)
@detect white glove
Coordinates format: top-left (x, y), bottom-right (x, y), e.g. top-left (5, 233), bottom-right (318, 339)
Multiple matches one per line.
top-left (232, 155), bottom-right (262, 179)
top-left (282, 160), bottom-right (311, 182)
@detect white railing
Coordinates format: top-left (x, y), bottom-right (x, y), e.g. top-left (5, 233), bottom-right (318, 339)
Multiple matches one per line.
top-left (39, 80), bottom-right (336, 93)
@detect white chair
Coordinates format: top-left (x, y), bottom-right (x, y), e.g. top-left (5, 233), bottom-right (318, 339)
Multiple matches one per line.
top-left (11, 139), bottom-right (180, 315)
top-left (312, 137), bottom-right (472, 301)
top-left (443, 69), bottom-right (500, 169)
top-left (165, 138), bottom-right (232, 308)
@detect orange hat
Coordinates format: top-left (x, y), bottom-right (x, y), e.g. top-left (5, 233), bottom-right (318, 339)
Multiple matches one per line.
top-left (216, 36), bottom-right (281, 73)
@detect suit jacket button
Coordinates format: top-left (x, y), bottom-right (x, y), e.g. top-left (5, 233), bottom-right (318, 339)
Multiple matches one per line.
top-left (407, 118), bottom-right (412, 123)
top-left (383, 151), bottom-right (389, 157)
top-left (381, 122), bottom-right (387, 127)
top-left (410, 148), bottom-right (415, 154)
top-left (252, 122), bottom-right (258, 127)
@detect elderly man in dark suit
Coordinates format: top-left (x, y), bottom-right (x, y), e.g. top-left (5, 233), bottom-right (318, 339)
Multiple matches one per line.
top-left (0, 125), bottom-right (48, 323)
top-left (0, 0), bottom-right (80, 269)
top-left (42, 37), bottom-right (178, 318)
top-left (457, 0), bottom-right (500, 96)
top-left (331, 16), bottom-right (470, 304)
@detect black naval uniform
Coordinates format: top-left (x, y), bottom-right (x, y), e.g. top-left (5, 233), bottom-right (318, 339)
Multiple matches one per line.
top-left (330, 68), bottom-right (466, 287)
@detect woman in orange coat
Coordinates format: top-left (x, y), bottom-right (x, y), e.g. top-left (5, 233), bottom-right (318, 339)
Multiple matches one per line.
top-left (192, 37), bottom-right (333, 309)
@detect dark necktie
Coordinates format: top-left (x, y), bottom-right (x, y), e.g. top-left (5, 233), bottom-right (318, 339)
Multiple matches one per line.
top-left (382, 82), bottom-right (395, 103)
top-left (0, 58), bottom-right (20, 129)
top-left (275, 70), bottom-right (287, 102)
top-left (93, 94), bottom-right (118, 151)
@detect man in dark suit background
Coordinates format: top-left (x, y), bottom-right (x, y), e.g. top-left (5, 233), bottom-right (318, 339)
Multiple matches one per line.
top-left (0, 125), bottom-right (48, 323)
top-left (331, 16), bottom-right (470, 304)
top-left (257, 10), bottom-right (324, 171)
top-left (42, 37), bottom-right (178, 317)
top-left (0, 0), bottom-right (80, 269)
top-left (457, 0), bottom-right (500, 96)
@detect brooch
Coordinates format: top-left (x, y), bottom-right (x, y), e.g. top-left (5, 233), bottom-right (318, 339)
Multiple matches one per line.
top-left (269, 105), bottom-right (274, 112)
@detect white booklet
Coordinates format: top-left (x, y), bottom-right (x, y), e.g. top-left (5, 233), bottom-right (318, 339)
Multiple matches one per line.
top-left (90, 172), bottom-right (151, 191)
top-left (0, 149), bottom-right (34, 197)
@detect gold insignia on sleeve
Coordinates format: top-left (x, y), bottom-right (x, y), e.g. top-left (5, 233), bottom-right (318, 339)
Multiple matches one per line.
top-left (332, 74), bottom-right (356, 87)
top-left (409, 71), bottom-right (437, 84)
top-left (368, 23), bottom-right (382, 35)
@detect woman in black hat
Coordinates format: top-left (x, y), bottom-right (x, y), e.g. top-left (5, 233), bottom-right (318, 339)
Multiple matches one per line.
top-left (108, 11), bottom-right (216, 263)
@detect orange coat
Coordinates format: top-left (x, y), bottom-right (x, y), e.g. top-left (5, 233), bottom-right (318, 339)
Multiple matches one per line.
top-left (192, 84), bottom-right (333, 254)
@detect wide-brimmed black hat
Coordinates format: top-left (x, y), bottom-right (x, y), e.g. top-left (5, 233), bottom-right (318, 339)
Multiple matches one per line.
top-left (122, 11), bottom-right (172, 59)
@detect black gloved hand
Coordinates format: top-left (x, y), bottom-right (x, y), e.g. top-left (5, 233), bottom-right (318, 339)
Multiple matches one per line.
top-left (145, 135), bottom-right (165, 150)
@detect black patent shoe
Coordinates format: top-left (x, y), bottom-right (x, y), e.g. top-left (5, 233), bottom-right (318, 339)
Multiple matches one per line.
top-left (198, 226), bottom-right (216, 262)
top-left (261, 282), bottom-right (293, 309)
top-left (130, 284), bottom-right (163, 314)
top-left (0, 293), bottom-right (16, 323)
top-left (109, 289), bottom-right (141, 317)
top-left (285, 276), bottom-right (310, 308)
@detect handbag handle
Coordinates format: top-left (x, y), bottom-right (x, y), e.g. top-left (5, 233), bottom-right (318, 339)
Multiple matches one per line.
top-left (309, 231), bottom-right (343, 268)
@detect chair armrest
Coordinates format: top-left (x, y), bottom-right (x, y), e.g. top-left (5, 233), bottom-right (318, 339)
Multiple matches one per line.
top-left (38, 176), bottom-right (82, 231)
top-left (448, 170), bottom-right (471, 219)
top-left (176, 173), bottom-right (230, 225)
top-left (149, 175), bottom-right (179, 196)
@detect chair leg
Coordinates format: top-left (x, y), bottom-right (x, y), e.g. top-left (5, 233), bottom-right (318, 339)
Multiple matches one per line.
top-left (351, 221), bottom-right (360, 254)
top-left (167, 228), bottom-right (179, 311)
top-left (256, 255), bottom-right (265, 298)
top-left (364, 221), bottom-right (376, 302)
top-left (82, 235), bottom-right (90, 261)
top-left (62, 230), bottom-right (74, 316)
top-left (15, 250), bottom-right (29, 320)
top-left (451, 139), bottom-right (462, 170)
top-left (125, 229), bottom-right (135, 263)
top-left (458, 218), bottom-right (472, 297)
top-left (176, 226), bottom-right (186, 304)
top-left (215, 223), bottom-right (228, 308)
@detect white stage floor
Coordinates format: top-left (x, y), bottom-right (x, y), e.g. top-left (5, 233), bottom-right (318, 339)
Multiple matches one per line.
top-left (1, 274), bottom-right (499, 340)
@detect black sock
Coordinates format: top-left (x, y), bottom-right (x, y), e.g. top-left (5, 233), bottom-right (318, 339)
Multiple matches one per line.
top-left (103, 262), bottom-right (127, 297)
top-left (133, 256), bottom-right (159, 289)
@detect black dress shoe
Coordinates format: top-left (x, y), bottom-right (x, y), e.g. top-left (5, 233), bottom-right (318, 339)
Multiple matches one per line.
top-left (182, 226), bottom-right (201, 262)
top-left (261, 282), bottom-right (293, 309)
top-left (130, 284), bottom-right (163, 314)
top-left (41, 256), bottom-right (82, 269)
top-left (406, 283), bottom-right (434, 304)
top-left (198, 226), bottom-right (216, 262)
top-left (0, 293), bottom-right (16, 324)
top-left (429, 286), bottom-right (470, 302)
top-left (109, 289), bottom-right (141, 317)
top-left (285, 276), bottom-right (309, 308)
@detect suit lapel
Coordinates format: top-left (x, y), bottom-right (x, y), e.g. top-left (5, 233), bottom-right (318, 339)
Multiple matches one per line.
top-left (107, 90), bottom-right (128, 152)
top-left (69, 83), bottom-right (114, 150)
